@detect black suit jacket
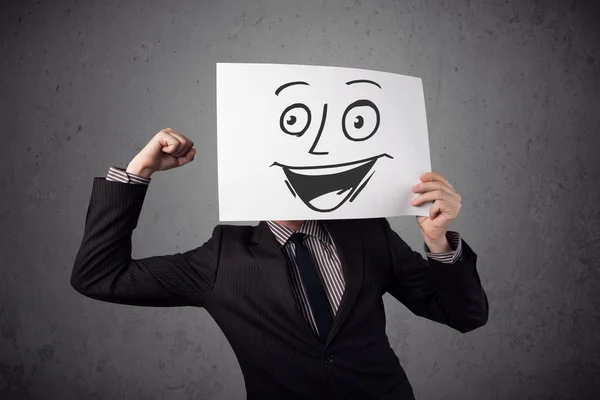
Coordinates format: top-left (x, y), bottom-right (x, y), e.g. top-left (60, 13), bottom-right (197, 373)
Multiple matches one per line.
top-left (71, 178), bottom-right (489, 400)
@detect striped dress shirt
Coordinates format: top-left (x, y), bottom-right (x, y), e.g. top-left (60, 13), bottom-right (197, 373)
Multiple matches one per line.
top-left (105, 166), bottom-right (463, 337)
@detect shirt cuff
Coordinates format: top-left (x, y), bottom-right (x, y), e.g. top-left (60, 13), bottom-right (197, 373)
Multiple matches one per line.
top-left (106, 166), bottom-right (151, 185)
top-left (424, 231), bottom-right (463, 264)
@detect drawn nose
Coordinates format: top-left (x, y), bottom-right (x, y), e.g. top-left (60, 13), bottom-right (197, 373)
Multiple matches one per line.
top-left (308, 104), bottom-right (329, 155)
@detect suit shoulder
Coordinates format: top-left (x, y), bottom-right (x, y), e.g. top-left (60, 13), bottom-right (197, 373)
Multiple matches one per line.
top-left (213, 224), bottom-right (255, 244)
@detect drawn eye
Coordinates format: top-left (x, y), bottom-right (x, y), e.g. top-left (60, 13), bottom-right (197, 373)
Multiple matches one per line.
top-left (342, 99), bottom-right (380, 141)
top-left (354, 116), bottom-right (364, 129)
top-left (279, 103), bottom-right (311, 136)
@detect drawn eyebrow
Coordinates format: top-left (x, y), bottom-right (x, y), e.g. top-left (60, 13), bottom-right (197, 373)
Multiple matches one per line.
top-left (275, 81), bottom-right (310, 96)
top-left (346, 79), bottom-right (382, 89)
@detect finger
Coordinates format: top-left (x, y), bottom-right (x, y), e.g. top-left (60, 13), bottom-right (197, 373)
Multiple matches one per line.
top-left (177, 147), bottom-right (196, 166)
top-left (411, 189), bottom-right (453, 206)
top-left (419, 172), bottom-right (455, 191)
top-left (412, 181), bottom-right (460, 201)
top-left (431, 199), bottom-right (461, 219)
top-left (429, 200), bottom-right (441, 220)
top-left (161, 128), bottom-right (189, 157)
top-left (164, 128), bottom-right (194, 156)
top-left (156, 130), bottom-right (183, 154)
top-left (164, 128), bottom-right (184, 144)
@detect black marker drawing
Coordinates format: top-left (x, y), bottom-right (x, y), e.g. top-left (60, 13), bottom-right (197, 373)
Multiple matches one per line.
top-left (271, 154), bottom-right (393, 212)
top-left (272, 78), bottom-right (394, 212)
top-left (275, 81), bottom-right (310, 96)
top-left (345, 79), bottom-right (382, 89)
top-left (342, 99), bottom-right (380, 142)
top-left (280, 103), bottom-right (312, 136)
top-left (309, 104), bottom-right (329, 155)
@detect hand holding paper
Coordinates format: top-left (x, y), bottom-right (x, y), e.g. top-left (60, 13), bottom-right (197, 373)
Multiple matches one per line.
top-left (411, 172), bottom-right (462, 250)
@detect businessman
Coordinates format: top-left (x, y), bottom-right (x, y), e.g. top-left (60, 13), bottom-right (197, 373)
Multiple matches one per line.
top-left (71, 128), bottom-right (488, 399)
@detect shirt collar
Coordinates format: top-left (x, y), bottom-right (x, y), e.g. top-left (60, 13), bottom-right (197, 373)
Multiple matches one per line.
top-left (266, 220), bottom-right (331, 247)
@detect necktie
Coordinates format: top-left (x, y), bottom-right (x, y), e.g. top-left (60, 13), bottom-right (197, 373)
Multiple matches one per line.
top-left (288, 232), bottom-right (333, 343)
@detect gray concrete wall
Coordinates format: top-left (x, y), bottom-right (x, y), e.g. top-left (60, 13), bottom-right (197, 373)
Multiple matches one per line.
top-left (1, 0), bottom-right (599, 398)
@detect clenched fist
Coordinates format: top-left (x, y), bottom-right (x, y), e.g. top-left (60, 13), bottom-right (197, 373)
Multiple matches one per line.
top-left (126, 128), bottom-right (196, 178)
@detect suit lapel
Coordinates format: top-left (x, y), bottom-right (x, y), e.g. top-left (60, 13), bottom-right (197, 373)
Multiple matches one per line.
top-left (322, 219), bottom-right (364, 348)
top-left (250, 220), bottom-right (365, 349)
top-left (249, 221), bottom-right (320, 346)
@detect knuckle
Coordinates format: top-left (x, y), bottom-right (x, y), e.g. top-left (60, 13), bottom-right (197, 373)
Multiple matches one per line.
top-left (154, 131), bottom-right (167, 142)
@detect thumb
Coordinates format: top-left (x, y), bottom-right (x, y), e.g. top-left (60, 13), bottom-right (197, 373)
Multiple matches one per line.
top-left (153, 131), bottom-right (182, 155)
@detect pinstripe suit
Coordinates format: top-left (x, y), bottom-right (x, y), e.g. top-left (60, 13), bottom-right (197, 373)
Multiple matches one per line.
top-left (71, 168), bottom-right (488, 399)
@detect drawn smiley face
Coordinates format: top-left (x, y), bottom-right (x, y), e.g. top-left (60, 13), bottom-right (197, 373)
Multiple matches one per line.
top-left (271, 80), bottom-right (393, 213)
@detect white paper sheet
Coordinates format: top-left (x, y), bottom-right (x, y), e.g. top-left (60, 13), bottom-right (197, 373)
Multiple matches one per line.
top-left (216, 63), bottom-right (432, 221)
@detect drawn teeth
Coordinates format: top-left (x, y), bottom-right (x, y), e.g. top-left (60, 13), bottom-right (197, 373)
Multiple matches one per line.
top-left (287, 160), bottom-right (370, 176)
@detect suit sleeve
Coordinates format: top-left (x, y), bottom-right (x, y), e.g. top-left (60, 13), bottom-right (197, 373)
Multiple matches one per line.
top-left (70, 176), bottom-right (221, 307)
top-left (424, 231), bottom-right (463, 263)
top-left (106, 166), bottom-right (152, 185)
top-left (382, 218), bottom-right (488, 333)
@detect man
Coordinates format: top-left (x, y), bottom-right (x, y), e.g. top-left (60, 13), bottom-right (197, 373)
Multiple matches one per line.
top-left (71, 128), bottom-right (488, 399)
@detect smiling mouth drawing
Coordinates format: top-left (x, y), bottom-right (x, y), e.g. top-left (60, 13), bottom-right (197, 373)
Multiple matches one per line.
top-left (270, 153), bottom-right (393, 212)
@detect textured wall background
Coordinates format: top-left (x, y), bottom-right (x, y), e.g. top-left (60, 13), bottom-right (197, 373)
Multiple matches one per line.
top-left (1, 0), bottom-right (599, 399)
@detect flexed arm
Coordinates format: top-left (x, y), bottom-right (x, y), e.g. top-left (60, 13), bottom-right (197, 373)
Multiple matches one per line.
top-left (70, 129), bottom-right (220, 307)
